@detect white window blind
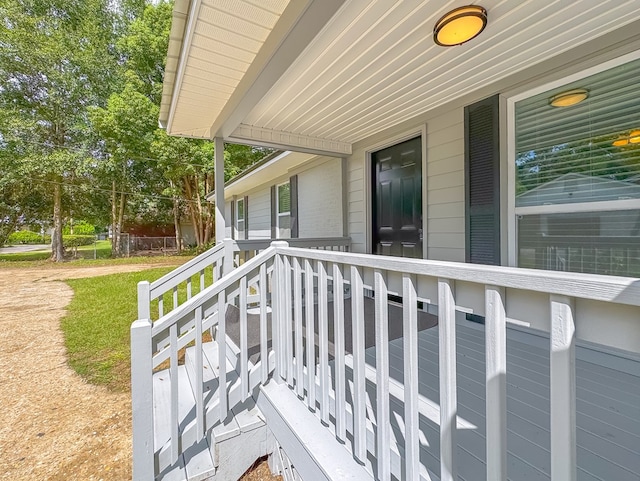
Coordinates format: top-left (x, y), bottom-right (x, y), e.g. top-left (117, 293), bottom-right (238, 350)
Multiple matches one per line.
top-left (515, 58), bottom-right (640, 277)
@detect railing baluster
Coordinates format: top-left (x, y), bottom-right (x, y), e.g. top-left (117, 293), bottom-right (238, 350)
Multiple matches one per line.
top-left (333, 262), bottom-right (346, 442)
top-left (259, 263), bottom-right (268, 383)
top-left (438, 278), bottom-right (457, 481)
top-left (374, 270), bottom-right (390, 480)
top-left (304, 259), bottom-right (316, 411)
top-left (187, 278), bottom-right (192, 300)
top-left (351, 265), bottom-right (366, 463)
top-left (485, 285), bottom-right (507, 481)
top-left (169, 323), bottom-right (179, 464)
top-left (284, 256), bottom-right (294, 388)
top-left (195, 305), bottom-right (204, 440)
top-left (403, 274), bottom-right (419, 481)
top-left (158, 296), bottom-right (164, 318)
top-left (274, 254), bottom-right (286, 381)
top-left (240, 276), bottom-right (248, 401)
top-left (550, 295), bottom-right (576, 481)
top-left (318, 260), bottom-right (329, 425)
top-left (200, 269), bottom-right (205, 292)
top-left (294, 257), bottom-right (304, 398)
top-left (218, 290), bottom-right (228, 420)
top-left (173, 286), bottom-right (178, 311)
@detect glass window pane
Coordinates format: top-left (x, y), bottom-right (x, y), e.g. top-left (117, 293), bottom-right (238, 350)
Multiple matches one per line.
top-left (237, 199), bottom-right (244, 219)
top-left (517, 209), bottom-right (640, 277)
top-left (278, 183), bottom-right (290, 213)
top-left (277, 214), bottom-right (290, 239)
top-left (515, 58), bottom-right (640, 208)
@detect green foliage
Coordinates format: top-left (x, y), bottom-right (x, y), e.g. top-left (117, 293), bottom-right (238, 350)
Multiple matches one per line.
top-left (63, 221), bottom-right (96, 235)
top-left (7, 230), bottom-right (47, 244)
top-left (63, 234), bottom-right (95, 247)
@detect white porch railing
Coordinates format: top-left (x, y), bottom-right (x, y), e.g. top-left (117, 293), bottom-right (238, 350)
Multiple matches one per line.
top-left (132, 242), bottom-right (640, 481)
top-left (137, 237), bottom-right (350, 322)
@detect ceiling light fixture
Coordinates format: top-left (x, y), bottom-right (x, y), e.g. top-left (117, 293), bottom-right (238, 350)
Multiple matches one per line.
top-left (434, 5), bottom-right (487, 47)
top-left (549, 88), bottom-right (589, 108)
top-left (630, 130), bottom-right (640, 144)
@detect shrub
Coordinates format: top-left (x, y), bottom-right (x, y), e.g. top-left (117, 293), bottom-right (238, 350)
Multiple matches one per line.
top-left (63, 235), bottom-right (95, 247)
top-left (8, 230), bottom-right (46, 244)
top-left (63, 221), bottom-right (96, 236)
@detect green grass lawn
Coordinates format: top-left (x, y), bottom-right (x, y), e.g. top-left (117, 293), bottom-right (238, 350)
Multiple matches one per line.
top-left (62, 267), bottom-right (175, 392)
top-left (0, 240), bottom-right (112, 262)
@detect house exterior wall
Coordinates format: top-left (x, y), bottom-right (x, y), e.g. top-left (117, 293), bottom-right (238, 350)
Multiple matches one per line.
top-left (224, 156), bottom-right (343, 240)
top-left (297, 158), bottom-right (342, 238)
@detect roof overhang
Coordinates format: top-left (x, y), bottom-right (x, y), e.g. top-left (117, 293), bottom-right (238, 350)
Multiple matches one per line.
top-left (161, 1), bottom-right (640, 157)
top-left (206, 150), bottom-right (319, 201)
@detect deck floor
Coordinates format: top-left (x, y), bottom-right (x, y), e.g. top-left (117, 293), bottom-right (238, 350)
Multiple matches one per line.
top-left (355, 320), bottom-right (640, 481)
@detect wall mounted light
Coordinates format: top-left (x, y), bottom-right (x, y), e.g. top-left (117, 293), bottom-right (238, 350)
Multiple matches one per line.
top-left (549, 89), bottom-right (589, 108)
top-left (434, 5), bottom-right (487, 47)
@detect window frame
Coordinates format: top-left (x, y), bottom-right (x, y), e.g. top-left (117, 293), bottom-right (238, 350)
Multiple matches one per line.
top-left (276, 181), bottom-right (291, 239)
top-left (236, 197), bottom-right (245, 240)
top-left (505, 49), bottom-right (640, 268)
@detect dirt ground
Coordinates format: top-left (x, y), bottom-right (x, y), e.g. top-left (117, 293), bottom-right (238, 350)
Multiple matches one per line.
top-left (0, 264), bottom-right (279, 481)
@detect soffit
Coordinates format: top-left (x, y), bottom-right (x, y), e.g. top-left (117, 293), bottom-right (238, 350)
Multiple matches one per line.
top-left (222, 151), bottom-right (317, 199)
top-left (242, 0), bottom-right (640, 145)
top-left (161, 0), bottom-right (290, 137)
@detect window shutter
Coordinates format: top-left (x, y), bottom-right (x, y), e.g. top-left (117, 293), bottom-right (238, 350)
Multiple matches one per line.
top-left (270, 185), bottom-right (276, 239)
top-left (465, 94), bottom-right (501, 265)
top-left (290, 175), bottom-right (299, 238)
top-left (243, 195), bottom-right (249, 239)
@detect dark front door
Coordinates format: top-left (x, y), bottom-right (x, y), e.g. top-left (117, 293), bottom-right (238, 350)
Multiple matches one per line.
top-left (372, 136), bottom-right (422, 258)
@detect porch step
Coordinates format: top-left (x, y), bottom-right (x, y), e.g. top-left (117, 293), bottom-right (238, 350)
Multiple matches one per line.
top-left (257, 382), bottom-right (374, 481)
top-left (153, 340), bottom-right (270, 481)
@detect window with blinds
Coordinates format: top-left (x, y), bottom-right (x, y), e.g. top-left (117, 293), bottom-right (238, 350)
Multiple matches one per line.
top-left (276, 182), bottom-right (291, 238)
top-left (514, 57), bottom-right (640, 277)
top-left (236, 198), bottom-right (245, 240)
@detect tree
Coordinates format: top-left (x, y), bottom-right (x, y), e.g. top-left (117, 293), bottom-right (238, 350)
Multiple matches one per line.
top-left (0, 0), bottom-right (120, 260)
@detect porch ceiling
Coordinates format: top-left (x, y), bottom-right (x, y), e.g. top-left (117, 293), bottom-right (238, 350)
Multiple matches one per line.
top-left (161, 0), bottom-right (640, 153)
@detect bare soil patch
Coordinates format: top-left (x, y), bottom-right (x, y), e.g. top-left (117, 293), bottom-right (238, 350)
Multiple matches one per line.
top-left (0, 264), bottom-right (169, 481)
top-left (0, 263), bottom-right (280, 481)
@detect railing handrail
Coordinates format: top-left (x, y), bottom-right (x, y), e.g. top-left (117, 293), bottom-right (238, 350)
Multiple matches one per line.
top-left (151, 246), bottom-right (279, 335)
top-left (149, 242), bottom-right (226, 299)
top-left (232, 236), bottom-right (350, 251)
top-left (274, 246), bottom-right (640, 307)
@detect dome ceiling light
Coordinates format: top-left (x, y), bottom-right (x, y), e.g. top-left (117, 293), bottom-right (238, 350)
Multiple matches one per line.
top-left (433, 5), bottom-right (488, 47)
top-left (549, 89), bottom-right (589, 108)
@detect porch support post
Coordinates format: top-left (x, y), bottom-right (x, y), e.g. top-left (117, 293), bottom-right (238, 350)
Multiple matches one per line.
top-left (550, 295), bottom-right (577, 481)
top-left (214, 137), bottom-right (226, 244)
top-left (131, 318), bottom-right (154, 481)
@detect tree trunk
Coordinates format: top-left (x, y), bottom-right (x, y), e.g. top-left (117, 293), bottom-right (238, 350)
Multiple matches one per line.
top-left (171, 181), bottom-right (182, 253)
top-left (184, 177), bottom-right (202, 247)
top-left (51, 180), bottom-right (65, 262)
top-left (111, 180), bottom-right (119, 256)
top-left (117, 191), bottom-right (127, 256)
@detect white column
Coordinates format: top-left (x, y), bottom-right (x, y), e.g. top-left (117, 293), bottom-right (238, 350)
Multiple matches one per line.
top-left (214, 137), bottom-right (226, 244)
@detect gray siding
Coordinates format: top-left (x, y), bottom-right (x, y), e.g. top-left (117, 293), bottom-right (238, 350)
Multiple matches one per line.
top-left (247, 187), bottom-right (272, 239)
top-left (298, 158), bottom-right (343, 238)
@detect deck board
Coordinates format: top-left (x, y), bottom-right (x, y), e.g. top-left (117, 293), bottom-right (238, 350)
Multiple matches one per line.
top-left (358, 320), bottom-right (640, 481)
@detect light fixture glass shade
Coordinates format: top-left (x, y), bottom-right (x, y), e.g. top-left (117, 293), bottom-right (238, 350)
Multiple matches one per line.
top-left (612, 135), bottom-right (629, 147)
top-left (434, 6), bottom-right (487, 46)
top-left (549, 89), bottom-right (589, 108)
top-left (629, 130), bottom-right (640, 143)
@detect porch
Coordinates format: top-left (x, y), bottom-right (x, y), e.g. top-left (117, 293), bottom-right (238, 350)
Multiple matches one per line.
top-left (131, 239), bottom-right (640, 481)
